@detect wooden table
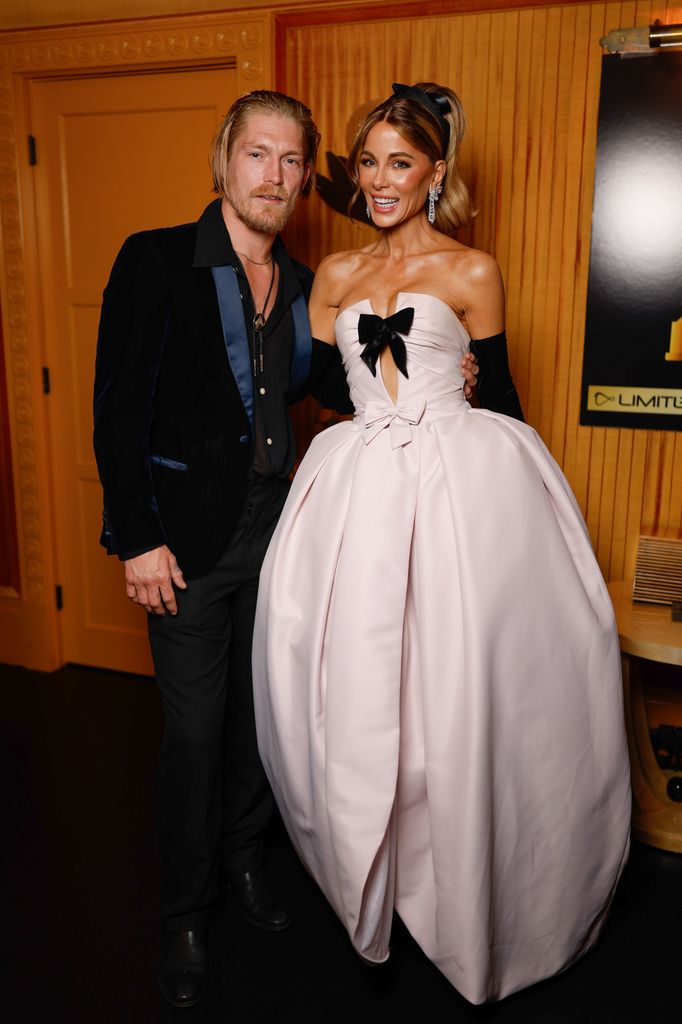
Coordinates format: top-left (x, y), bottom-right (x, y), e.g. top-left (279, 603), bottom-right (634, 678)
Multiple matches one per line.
top-left (608, 580), bottom-right (682, 852)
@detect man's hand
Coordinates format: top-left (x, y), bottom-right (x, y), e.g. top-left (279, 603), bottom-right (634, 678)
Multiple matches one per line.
top-left (124, 545), bottom-right (187, 616)
top-left (461, 351), bottom-right (479, 400)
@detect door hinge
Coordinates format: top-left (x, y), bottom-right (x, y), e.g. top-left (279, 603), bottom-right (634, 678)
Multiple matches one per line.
top-left (42, 366), bottom-right (51, 395)
top-left (55, 585), bottom-right (63, 611)
top-left (28, 134), bottom-right (37, 166)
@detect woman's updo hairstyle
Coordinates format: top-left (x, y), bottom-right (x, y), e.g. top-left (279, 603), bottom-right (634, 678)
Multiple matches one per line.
top-left (348, 81), bottom-right (473, 236)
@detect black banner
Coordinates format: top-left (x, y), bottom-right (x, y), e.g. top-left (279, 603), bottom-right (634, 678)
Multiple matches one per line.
top-left (580, 53), bottom-right (682, 430)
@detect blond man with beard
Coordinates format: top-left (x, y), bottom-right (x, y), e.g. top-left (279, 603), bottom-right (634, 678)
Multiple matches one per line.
top-left (94, 91), bottom-right (337, 1008)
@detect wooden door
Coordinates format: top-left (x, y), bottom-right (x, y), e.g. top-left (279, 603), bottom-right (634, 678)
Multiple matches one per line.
top-left (29, 66), bottom-right (236, 674)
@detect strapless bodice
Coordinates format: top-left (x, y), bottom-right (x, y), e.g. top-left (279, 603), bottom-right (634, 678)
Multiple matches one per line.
top-left (334, 292), bottom-right (471, 416)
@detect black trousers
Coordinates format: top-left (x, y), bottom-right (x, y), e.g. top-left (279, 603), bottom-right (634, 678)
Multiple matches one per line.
top-left (148, 474), bottom-right (289, 932)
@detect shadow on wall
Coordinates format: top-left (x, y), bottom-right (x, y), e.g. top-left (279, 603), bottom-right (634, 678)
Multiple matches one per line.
top-left (316, 151), bottom-right (376, 227)
top-left (315, 98), bottom-right (383, 228)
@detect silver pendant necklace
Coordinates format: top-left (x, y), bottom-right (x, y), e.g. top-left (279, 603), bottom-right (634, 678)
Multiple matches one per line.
top-left (252, 260), bottom-right (276, 375)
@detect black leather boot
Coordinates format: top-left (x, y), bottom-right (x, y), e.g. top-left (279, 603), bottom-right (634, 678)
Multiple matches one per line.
top-left (158, 928), bottom-right (207, 1008)
top-left (229, 869), bottom-right (290, 931)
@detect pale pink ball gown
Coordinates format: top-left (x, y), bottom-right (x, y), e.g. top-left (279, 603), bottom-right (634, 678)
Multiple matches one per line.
top-left (252, 292), bottom-right (631, 1004)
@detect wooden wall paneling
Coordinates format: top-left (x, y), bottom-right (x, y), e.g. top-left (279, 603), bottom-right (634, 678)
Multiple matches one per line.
top-left (667, 439), bottom-right (676, 535)
top-left (542, 5), bottom-right (571, 452)
top-left (563, 1), bottom-right (607, 512)
top-left (667, 434), bottom-right (679, 536)
top-left (0, 297), bottom-right (20, 594)
top-left (518, 7), bottom-right (548, 429)
top-left (472, 14), bottom-right (495, 255)
top-left (536, 6), bottom-right (564, 447)
top-left (555, 1), bottom-right (591, 470)
top-left (505, 8), bottom-right (532, 404)
top-left (454, 15), bottom-right (479, 252)
top-left (641, 432), bottom-right (662, 532)
top-left (597, 429), bottom-right (619, 575)
top-left (549, 2), bottom-right (587, 465)
top-left (405, 16), bottom-right (431, 87)
top-left (487, 15), bottom-right (507, 253)
top-left (495, 11), bottom-right (515, 213)
top-left (664, 437), bottom-right (679, 535)
top-left (611, 430), bottom-right (634, 580)
top-left (624, 432), bottom-right (649, 577)
top-left (592, 452), bottom-right (615, 578)
top-left (663, 436), bottom-right (676, 536)
top-left (639, 1), bottom-right (655, 25)
top-left (553, 3), bottom-right (583, 456)
top-left (586, 425), bottom-right (605, 551)
top-left (492, 10), bottom-right (517, 280)
top-left (0, 53), bottom-right (59, 668)
top-left (667, 439), bottom-right (680, 534)
top-left (667, 434), bottom-right (679, 532)
top-left (654, 436), bottom-right (670, 535)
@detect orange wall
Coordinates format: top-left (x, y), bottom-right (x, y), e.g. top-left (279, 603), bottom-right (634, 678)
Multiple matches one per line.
top-left (0, 306), bottom-right (19, 591)
top-left (0, 0), bottom-right (287, 31)
top-left (0, 0), bottom-right (372, 31)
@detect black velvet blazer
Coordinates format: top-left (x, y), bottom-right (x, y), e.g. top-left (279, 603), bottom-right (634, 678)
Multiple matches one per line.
top-left (93, 201), bottom-right (325, 580)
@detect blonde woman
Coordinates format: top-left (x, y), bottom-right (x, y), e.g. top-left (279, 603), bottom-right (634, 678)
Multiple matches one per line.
top-left (253, 83), bottom-right (630, 1005)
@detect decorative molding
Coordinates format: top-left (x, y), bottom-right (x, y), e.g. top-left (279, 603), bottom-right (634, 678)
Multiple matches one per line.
top-left (0, 66), bottom-right (44, 604)
top-left (0, 12), bottom-right (269, 616)
top-left (4, 20), bottom-right (265, 74)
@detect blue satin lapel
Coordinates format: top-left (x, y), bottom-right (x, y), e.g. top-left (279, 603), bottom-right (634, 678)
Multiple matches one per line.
top-left (290, 291), bottom-right (312, 395)
top-left (212, 264), bottom-right (312, 422)
top-left (211, 265), bottom-right (253, 432)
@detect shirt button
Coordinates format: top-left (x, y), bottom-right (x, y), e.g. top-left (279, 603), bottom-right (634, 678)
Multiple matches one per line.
top-left (266, 437), bottom-right (273, 445)
top-left (260, 387), bottom-right (266, 395)
top-left (239, 435), bottom-right (249, 445)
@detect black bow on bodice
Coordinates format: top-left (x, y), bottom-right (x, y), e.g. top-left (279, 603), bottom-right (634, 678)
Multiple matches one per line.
top-left (357, 307), bottom-right (414, 379)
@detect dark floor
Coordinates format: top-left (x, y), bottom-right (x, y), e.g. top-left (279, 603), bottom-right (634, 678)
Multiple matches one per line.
top-left (2, 663), bottom-right (681, 1024)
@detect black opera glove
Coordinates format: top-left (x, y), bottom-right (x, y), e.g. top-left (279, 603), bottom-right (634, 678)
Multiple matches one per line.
top-left (307, 338), bottom-right (354, 414)
top-left (357, 308), bottom-right (414, 379)
top-left (469, 331), bottom-right (525, 422)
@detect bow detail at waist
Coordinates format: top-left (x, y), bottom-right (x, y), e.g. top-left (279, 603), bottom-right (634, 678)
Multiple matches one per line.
top-left (360, 398), bottom-right (426, 448)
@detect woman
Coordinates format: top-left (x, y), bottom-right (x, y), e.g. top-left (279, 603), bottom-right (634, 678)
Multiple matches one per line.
top-left (252, 83), bottom-right (630, 1005)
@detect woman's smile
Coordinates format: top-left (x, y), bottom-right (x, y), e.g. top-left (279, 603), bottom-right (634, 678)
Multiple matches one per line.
top-left (359, 122), bottom-right (440, 227)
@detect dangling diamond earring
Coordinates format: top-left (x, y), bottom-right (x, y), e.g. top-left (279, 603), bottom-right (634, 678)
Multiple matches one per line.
top-left (366, 203), bottom-right (371, 220)
top-left (428, 183), bottom-right (442, 224)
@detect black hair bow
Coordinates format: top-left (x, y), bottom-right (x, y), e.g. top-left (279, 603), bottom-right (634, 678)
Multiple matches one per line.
top-left (391, 83), bottom-right (451, 154)
top-left (357, 307), bottom-right (414, 378)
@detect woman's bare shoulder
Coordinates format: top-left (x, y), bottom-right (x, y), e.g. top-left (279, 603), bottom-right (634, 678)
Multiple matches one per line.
top-left (316, 249), bottom-right (368, 281)
top-left (312, 249), bottom-right (374, 310)
top-left (441, 244), bottom-right (501, 284)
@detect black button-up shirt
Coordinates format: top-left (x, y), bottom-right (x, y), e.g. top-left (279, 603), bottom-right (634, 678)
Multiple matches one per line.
top-left (193, 199), bottom-right (299, 479)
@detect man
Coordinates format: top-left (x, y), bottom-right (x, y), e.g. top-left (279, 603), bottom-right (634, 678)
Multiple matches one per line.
top-left (94, 89), bottom-right (478, 1009)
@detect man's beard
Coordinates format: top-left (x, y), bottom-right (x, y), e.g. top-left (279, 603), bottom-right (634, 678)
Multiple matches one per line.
top-left (229, 186), bottom-right (294, 234)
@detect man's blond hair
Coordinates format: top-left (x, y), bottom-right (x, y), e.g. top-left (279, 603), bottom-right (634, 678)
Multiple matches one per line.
top-left (211, 90), bottom-right (320, 199)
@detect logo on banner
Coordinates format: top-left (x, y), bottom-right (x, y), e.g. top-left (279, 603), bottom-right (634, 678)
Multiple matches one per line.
top-left (587, 385), bottom-right (682, 415)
